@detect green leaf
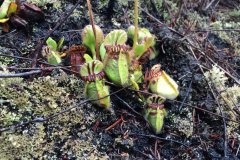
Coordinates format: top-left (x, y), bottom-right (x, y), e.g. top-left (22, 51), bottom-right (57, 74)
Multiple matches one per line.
top-left (0, 0), bottom-right (11, 19)
top-left (99, 43), bottom-right (106, 61)
top-left (84, 54), bottom-right (93, 62)
top-left (134, 44), bottom-right (145, 57)
top-left (93, 60), bottom-right (104, 74)
top-left (80, 62), bottom-right (89, 77)
top-left (138, 28), bottom-right (152, 41)
top-left (127, 25), bottom-right (135, 40)
top-left (127, 26), bottom-right (152, 42)
top-left (130, 76), bottom-right (140, 90)
top-left (46, 37), bottom-right (57, 51)
top-left (82, 25), bottom-right (104, 59)
top-left (47, 51), bottom-right (61, 65)
top-left (57, 37), bottom-right (64, 51)
top-left (134, 36), bottom-right (154, 58)
top-left (104, 29), bottom-right (127, 45)
top-left (118, 52), bottom-right (129, 86)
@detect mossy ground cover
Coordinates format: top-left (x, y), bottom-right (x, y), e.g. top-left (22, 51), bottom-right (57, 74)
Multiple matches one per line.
top-left (0, 0), bottom-right (239, 159)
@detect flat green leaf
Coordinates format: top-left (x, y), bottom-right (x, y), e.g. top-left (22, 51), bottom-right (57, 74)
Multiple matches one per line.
top-left (93, 60), bottom-right (104, 74)
top-left (134, 36), bottom-right (154, 58)
top-left (47, 52), bottom-right (61, 65)
top-left (0, 0), bottom-right (11, 19)
top-left (46, 37), bottom-right (57, 51)
top-left (127, 25), bottom-right (135, 40)
top-left (57, 37), bottom-right (64, 51)
top-left (99, 43), bottom-right (106, 61)
top-left (80, 62), bottom-right (89, 77)
top-left (104, 29), bottom-right (127, 45)
top-left (84, 54), bottom-right (93, 62)
top-left (82, 25), bottom-right (104, 59)
top-left (134, 44), bottom-right (145, 57)
top-left (118, 52), bottom-right (129, 86)
top-left (138, 28), bottom-right (152, 41)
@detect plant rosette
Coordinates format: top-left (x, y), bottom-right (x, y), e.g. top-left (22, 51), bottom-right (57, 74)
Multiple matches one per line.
top-left (42, 37), bottom-right (65, 65)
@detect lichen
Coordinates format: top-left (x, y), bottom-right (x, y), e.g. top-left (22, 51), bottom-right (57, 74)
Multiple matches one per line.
top-left (0, 47), bottom-right (14, 66)
top-left (0, 69), bottom-right (109, 159)
top-left (26, 0), bottom-right (62, 8)
top-left (185, 10), bottom-right (240, 54)
top-left (171, 108), bottom-right (193, 137)
top-left (204, 65), bottom-right (240, 134)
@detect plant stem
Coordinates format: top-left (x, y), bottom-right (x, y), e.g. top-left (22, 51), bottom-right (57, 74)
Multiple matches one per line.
top-left (133, 0), bottom-right (139, 49)
top-left (86, 0), bottom-right (99, 60)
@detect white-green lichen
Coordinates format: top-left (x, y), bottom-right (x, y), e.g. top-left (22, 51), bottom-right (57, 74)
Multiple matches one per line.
top-left (26, 0), bottom-right (62, 8)
top-left (204, 65), bottom-right (240, 134)
top-left (0, 68), bottom-right (109, 159)
top-left (171, 108), bottom-right (193, 137)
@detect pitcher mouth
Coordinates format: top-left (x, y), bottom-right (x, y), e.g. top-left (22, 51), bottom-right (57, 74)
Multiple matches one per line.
top-left (105, 44), bottom-right (130, 57)
top-left (81, 71), bottom-right (105, 82)
top-left (148, 104), bottom-right (165, 110)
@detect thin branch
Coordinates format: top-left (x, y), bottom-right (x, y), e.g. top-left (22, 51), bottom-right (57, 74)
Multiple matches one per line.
top-left (133, 0), bottom-right (139, 49)
top-left (178, 76), bottom-right (193, 111)
top-left (0, 53), bottom-right (82, 75)
top-left (0, 53), bottom-right (32, 61)
top-left (236, 144), bottom-right (240, 156)
top-left (0, 82), bottom-right (132, 132)
top-left (0, 70), bottom-right (41, 78)
top-left (204, 0), bottom-right (216, 11)
top-left (189, 46), bottom-right (228, 158)
top-left (105, 116), bottom-right (123, 131)
top-left (139, 6), bottom-right (184, 37)
top-left (0, 29), bottom-right (16, 38)
top-left (127, 88), bottom-right (240, 124)
top-left (86, 0), bottom-right (99, 60)
top-left (114, 94), bottom-right (144, 118)
top-left (193, 29), bottom-right (240, 32)
top-left (129, 133), bottom-right (188, 147)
